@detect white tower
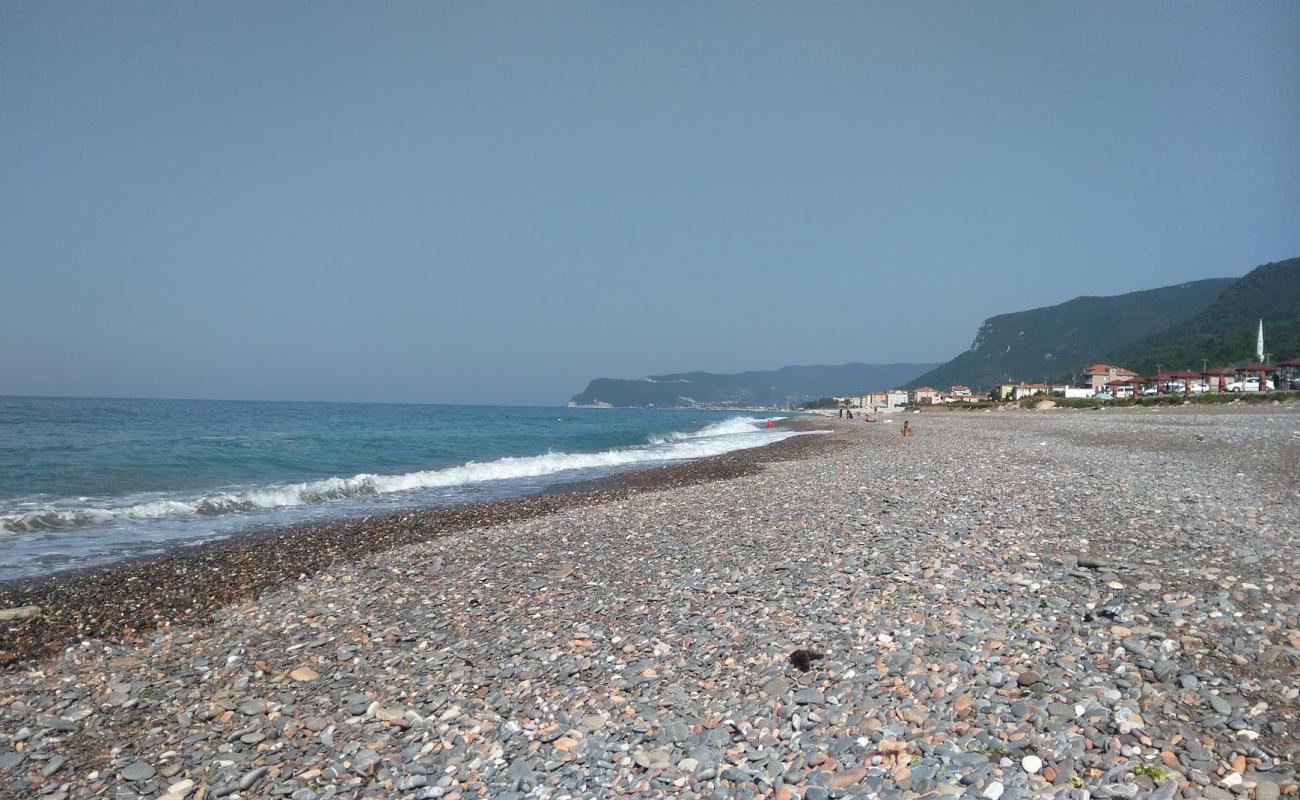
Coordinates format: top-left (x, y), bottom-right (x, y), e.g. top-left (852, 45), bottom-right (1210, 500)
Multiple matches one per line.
top-left (1257, 319), bottom-right (1265, 362)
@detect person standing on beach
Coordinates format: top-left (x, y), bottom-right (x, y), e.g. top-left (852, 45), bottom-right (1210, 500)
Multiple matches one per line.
top-left (901, 420), bottom-right (913, 437)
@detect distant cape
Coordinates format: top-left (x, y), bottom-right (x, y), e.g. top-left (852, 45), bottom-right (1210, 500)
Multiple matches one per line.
top-left (568, 362), bottom-right (938, 408)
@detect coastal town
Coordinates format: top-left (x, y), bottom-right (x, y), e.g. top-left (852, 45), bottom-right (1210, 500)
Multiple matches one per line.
top-left (838, 358), bottom-right (1299, 411)
top-left (833, 347), bottom-right (1300, 412)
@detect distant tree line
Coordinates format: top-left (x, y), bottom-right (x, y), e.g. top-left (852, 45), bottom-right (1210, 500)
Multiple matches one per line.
top-left (801, 397), bottom-right (840, 409)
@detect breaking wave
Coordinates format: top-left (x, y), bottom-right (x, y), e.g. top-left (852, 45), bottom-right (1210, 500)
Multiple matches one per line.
top-left (0, 416), bottom-right (803, 535)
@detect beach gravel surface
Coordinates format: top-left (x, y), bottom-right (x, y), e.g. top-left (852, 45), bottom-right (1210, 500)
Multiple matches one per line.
top-left (1, 406), bottom-right (1297, 799)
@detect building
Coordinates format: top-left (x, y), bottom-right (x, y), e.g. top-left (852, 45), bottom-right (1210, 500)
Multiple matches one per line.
top-left (949, 385), bottom-right (972, 397)
top-left (997, 382), bottom-right (1046, 401)
top-left (1082, 364), bottom-right (1137, 391)
top-left (864, 391), bottom-right (889, 409)
top-left (910, 387), bottom-right (941, 405)
top-left (886, 390), bottom-right (909, 408)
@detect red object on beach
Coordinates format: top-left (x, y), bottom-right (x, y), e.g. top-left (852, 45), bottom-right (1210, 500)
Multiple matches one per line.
top-left (766, 419), bottom-right (773, 428)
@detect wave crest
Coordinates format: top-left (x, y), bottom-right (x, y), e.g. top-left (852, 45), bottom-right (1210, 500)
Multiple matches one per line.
top-left (0, 416), bottom-right (805, 535)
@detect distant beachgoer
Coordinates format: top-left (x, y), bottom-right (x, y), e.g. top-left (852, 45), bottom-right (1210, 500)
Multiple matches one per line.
top-left (838, 407), bottom-right (844, 418)
top-left (846, 408), bottom-right (854, 420)
top-left (901, 420), bottom-right (913, 437)
top-left (765, 419), bottom-right (774, 428)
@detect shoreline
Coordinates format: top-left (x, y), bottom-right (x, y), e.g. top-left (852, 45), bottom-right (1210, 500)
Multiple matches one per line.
top-left (0, 418), bottom-right (843, 668)
top-left (0, 406), bottom-right (1296, 798)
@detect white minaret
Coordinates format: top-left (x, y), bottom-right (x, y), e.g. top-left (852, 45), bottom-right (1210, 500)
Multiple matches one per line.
top-left (1257, 319), bottom-right (1265, 362)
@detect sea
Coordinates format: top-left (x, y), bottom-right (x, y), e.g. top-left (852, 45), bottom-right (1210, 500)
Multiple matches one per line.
top-left (0, 396), bottom-right (807, 582)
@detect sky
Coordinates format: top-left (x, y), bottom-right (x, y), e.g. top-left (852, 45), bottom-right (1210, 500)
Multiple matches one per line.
top-left (2, 2), bottom-right (1298, 405)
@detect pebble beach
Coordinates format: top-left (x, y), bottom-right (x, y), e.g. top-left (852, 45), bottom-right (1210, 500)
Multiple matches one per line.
top-left (2, 406), bottom-right (1298, 800)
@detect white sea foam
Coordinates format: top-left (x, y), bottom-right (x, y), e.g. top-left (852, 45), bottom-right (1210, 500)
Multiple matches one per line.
top-left (0, 416), bottom-right (812, 535)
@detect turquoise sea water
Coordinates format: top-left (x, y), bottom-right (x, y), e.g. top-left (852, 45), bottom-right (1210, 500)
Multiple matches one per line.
top-left (0, 397), bottom-right (803, 580)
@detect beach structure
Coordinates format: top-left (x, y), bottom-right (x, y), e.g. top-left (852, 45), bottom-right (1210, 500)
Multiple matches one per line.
top-left (1168, 370), bottom-right (1203, 394)
top-left (1234, 362), bottom-right (1275, 392)
top-left (1203, 367), bottom-right (1235, 394)
top-left (1280, 358), bottom-right (1300, 389)
top-left (1103, 376), bottom-right (1145, 398)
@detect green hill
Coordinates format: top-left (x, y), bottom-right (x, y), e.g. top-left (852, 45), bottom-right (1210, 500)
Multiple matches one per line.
top-left (1101, 257), bottom-right (1300, 373)
top-left (906, 278), bottom-right (1236, 392)
top-left (569, 362), bottom-right (938, 408)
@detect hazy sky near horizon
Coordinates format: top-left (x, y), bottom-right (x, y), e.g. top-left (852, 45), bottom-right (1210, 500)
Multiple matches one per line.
top-left (3, 3), bottom-right (1298, 405)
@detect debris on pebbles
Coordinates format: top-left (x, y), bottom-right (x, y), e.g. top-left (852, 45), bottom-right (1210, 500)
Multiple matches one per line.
top-left (1, 406), bottom-right (1299, 799)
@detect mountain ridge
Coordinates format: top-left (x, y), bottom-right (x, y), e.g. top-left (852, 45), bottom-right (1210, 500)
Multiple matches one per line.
top-left (569, 362), bottom-right (938, 408)
top-left (1099, 257), bottom-right (1300, 374)
top-left (904, 277), bottom-right (1237, 391)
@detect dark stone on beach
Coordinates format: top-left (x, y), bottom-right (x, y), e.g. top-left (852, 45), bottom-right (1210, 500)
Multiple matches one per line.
top-left (1078, 555), bottom-right (1108, 569)
top-left (788, 649), bottom-right (824, 672)
top-left (36, 713), bottom-right (76, 731)
top-left (239, 766), bottom-right (268, 790)
top-left (120, 762), bottom-right (155, 781)
top-left (238, 699), bottom-right (267, 715)
top-left (0, 752), bottom-right (25, 771)
top-left (1017, 670), bottom-right (1043, 686)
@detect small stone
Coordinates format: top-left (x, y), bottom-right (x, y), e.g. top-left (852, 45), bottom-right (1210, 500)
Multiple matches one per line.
top-left (1021, 755), bottom-right (1042, 774)
top-left (238, 699), bottom-right (267, 715)
top-left (983, 780), bottom-right (1005, 799)
top-left (1255, 781), bottom-right (1280, 800)
top-left (1208, 695), bottom-right (1232, 716)
top-left (831, 768), bottom-right (867, 789)
top-left (1017, 670), bottom-right (1042, 686)
top-left (289, 667), bottom-right (320, 682)
top-left (120, 762), bottom-right (156, 782)
top-left (36, 714), bottom-right (76, 731)
top-left (374, 706), bottom-right (405, 722)
top-left (1077, 556), bottom-right (1107, 569)
top-left (240, 766), bottom-right (268, 790)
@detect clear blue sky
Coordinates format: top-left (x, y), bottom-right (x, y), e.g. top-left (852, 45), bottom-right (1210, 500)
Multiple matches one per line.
top-left (3, 2), bottom-right (1298, 405)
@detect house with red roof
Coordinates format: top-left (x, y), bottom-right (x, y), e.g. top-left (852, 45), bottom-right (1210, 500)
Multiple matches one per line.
top-left (1082, 363), bottom-right (1137, 391)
